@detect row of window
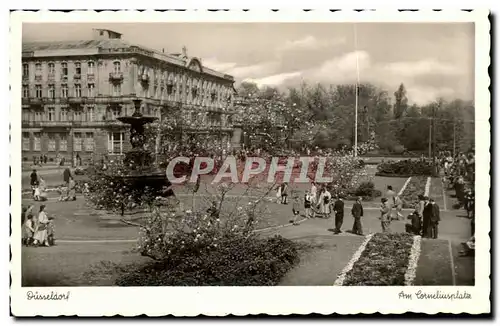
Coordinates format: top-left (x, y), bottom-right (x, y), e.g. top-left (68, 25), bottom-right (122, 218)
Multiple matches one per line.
top-left (23, 106), bottom-right (161, 123)
top-left (22, 132), bottom-right (125, 155)
top-left (22, 61), bottom-right (117, 77)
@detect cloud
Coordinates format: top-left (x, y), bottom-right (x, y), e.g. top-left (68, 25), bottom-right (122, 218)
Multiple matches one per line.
top-left (202, 57), bottom-right (238, 72)
top-left (226, 62), bottom-right (280, 79)
top-left (277, 35), bottom-right (346, 53)
top-left (311, 51), bottom-right (371, 82)
top-left (383, 59), bottom-right (463, 77)
top-left (243, 71), bottom-right (303, 88)
top-left (405, 86), bottom-right (457, 105)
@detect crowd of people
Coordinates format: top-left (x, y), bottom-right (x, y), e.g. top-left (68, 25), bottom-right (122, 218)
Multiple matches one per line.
top-left (21, 204), bottom-right (55, 247)
top-left (404, 195), bottom-right (441, 239)
top-left (276, 180), bottom-right (408, 236)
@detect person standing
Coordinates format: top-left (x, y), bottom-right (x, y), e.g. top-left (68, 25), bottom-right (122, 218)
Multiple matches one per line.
top-left (63, 167), bottom-right (72, 185)
top-left (429, 198), bottom-right (440, 239)
top-left (332, 195), bottom-right (345, 234)
top-left (310, 181), bottom-right (317, 206)
top-left (304, 190), bottom-right (313, 218)
top-left (279, 182), bottom-right (289, 204)
top-left (386, 186), bottom-right (396, 219)
top-left (290, 194), bottom-right (301, 226)
top-left (318, 187), bottom-right (331, 218)
top-left (351, 196), bottom-right (364, 235)
top-left (422, 196), bottom-right (432, 238)
top-left (33, 205), bottom-right (50, 247)
top-left (380, 198), bottom-right (392, 233)
top-left (30, 169), bottom-right (39, 195)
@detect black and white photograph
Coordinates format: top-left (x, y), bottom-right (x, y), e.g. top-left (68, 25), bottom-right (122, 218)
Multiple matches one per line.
top-left (9, 10), bottom-right (490, 316)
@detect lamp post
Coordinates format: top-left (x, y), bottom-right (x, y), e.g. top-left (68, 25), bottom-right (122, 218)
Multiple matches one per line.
top-left (353, 23), bottom-right (360, 157)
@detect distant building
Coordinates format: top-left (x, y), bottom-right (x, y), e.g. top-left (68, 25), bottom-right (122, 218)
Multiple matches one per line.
top-left (21, 28), bottom-right (237, 164)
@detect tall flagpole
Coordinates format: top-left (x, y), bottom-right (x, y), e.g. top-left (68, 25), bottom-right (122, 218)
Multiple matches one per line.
top-left (354, 23), bottom-right (360, 157)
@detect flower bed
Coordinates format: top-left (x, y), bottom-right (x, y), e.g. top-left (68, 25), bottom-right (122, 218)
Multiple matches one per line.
top-left (115, 235), bottom-right (302, 286)
top-left (400, 176), bottom-right (428, 208)
top-left (376, 160), bottom-right (433, 177)
top-left (342, 233), bottom-right (415, 286)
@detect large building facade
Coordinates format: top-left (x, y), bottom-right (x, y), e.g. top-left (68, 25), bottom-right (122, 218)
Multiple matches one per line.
top-left (21, 29), bottom-right (237, 164)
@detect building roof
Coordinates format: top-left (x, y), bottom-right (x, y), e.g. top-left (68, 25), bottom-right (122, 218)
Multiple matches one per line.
top-left (22, 39), bottom-right (234, 81)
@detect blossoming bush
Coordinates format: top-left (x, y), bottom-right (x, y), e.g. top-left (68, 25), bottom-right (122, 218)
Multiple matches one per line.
top-left (111, 182), bottom-right (303, 286)
top-left (343, 233), bottom-right (414, 286)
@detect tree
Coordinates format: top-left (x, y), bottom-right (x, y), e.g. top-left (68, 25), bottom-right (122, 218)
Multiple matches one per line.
top-left (236, 81), bottom-right (260, 98)
top-left (393, 83), bottom-right (409, 120)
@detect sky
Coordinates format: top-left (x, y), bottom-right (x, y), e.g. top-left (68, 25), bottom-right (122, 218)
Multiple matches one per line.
top-left (22, 23), bottom-right (474, 105)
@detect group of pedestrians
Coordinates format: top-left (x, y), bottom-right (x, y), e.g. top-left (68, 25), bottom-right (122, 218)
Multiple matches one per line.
top-left (22, 204), bottom-right (55, 247)
top-left (405, 195), bottom-right (441, 239)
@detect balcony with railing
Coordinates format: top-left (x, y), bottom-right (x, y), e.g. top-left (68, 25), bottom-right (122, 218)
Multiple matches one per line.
top-left (109, 72), bottom-right (124, 81)
top-left (34, 75), bottom-right (42, 82)
top-left (48, 73), bottom-right (56, 82)
top-left (87, 73), bottom-right (95, 82)
top-left (74, 74), bottom-right (82, 80)
top-left (39, 121), bottom-right (72, 128)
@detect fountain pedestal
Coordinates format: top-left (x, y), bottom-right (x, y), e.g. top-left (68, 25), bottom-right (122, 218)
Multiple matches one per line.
top-left (113, 100), bottom-right (172, 200)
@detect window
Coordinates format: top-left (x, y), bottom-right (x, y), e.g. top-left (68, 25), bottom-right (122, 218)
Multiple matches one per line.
top-left (74, 109), bottom-right (82, 122)
top-left (61, 84), bottom-right (68, 98)
top-left (87, 83), bottom-right (95, 97)
top-left (73, 133), bottom-right (83, 152)
top-left (35, 85), bottom-right (42, 98)
top-left (75, 62), bottom-right (81, 75)
top-left (113, 61), bottom-right (121, 72)
top-left (22, 109), bottom-right (30, 122)
top-left (108, 132), bottom-right (124, 154)
top-left (35, 63), bottom-right (42, 75)
top-left (60, 107), bottom-right (69, 121)
top-left (47, 107), bottom-right (55, 121)
top-left (22, 132), bottom-right (30, 151)
top-left (48, 62), bottom-right (55, 74)
top-left (153, 86), bottom-right (157, 98)
top-left (61, 62), bottom-right (68, 76)
top-left (112, 83), bottom-right (121, 96)
top-left (59, 133), bottom-right (68, 151)
top-left (109, 106), bottom-right (122, 120)
top-left (48, 133), bottom-right (56, 152)
top-left (34, 109), bottom-right (43, 122)
top-left (86, 106), bottom-right (94, 122)
top-left (33, 133), bottom-right (41, 151)
top-left (85, 133), bottom-right (94, 151)
top-left (87, 61), bottom-right (95, 74)
top-left (22, 85), bottom-right (29, 98)
top-left (75, 84), bottom-right (82, 97)
top-left (48, 84), bottom-right (55, 99)
top-left (22, 63), bottom-right (29, 77)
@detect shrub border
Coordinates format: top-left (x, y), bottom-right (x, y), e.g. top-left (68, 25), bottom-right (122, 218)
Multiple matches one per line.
top-left (375, 172), bottom-right (432, 178)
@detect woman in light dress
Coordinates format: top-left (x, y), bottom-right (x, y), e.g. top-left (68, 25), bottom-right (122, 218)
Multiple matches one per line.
top-left (317, 187), bottom-right (332, 218)
top-left (33, 205), bottom-right (50, 247)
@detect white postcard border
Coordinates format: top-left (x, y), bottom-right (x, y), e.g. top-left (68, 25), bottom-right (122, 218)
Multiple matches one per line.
top-left (9, 9), bottom-right (491, 316)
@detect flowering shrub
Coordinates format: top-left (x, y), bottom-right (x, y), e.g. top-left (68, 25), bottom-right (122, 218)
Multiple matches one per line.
top-left (376, 159), bottom-right (433, 177)
top-left (343, 181), bottom-right (382, 201)
top-left (342, 233), bottom-right (414, 286)
top-left (400, 176), bottom-right (428, 208)
top-left (116, 234), bottom-right (301, 286)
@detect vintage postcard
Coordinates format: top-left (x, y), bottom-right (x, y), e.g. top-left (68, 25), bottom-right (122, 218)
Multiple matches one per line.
top-left (10, 9), bottom-right (490, 316)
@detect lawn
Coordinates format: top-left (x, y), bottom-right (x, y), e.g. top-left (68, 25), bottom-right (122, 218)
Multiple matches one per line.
top-left (371, 176), bottom-right (409, 196)
top-left (22, 242), bottom-right (149, 286)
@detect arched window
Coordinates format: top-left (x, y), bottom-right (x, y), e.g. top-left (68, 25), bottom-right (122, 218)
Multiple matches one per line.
top-left (113, 61), bottom-right (121, 72)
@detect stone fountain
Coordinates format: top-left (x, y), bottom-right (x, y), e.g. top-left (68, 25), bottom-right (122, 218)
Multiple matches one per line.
top-left (114, 99), bottom-right (173, 202)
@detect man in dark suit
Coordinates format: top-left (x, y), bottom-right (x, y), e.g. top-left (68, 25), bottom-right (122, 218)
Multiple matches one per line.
top-left (429, 198), bottom-right (440, 239)
top-left (351, 196), bottom-right (364, 235)
top-left (333, 195), bottom-right (345, 234)
top-left (422, 196), bottom-right (432, 238)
